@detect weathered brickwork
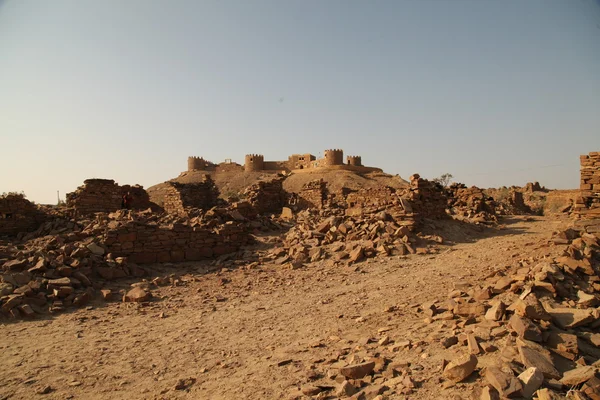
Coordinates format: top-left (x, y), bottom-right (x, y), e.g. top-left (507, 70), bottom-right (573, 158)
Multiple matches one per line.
top-left (0, 194), bottom-right (43, 236)
top-left (66, 179), bottom-right (154, 216)
top-left (296, 179), bottom-right (328, 209)
top-left (244, 177), bottom-right (287, 214)
top-left (575, 151), bottom-right (600, 219)
top-left (103, 220), bottom-right (250, 264)
top-left (162, 177), bottom-right (219, 216)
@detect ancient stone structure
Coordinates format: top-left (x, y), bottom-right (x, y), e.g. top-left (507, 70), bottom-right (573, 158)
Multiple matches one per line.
top-left (323, 149), bottom-right (344, 167)
top-left (296, 179), bottom-right (328, 209)
top-left (407, 174), bottom-right (448, 220)
top-left (186, 148), bottom-right (378, 175)
top-left (66, 179), bottom-right (154, 216)
top-left (0, 194), bottom-right (43, 236)
top-left (162, 176), bottom-right (219, 215)
top-left (346, 155), bottom-right (362, 167)
top-left (244, 154), bottom-right (265, 172)
top-left (103, 219), bottom-right (250, 264)
top-left (288, 154), bottom-right (316, 170)
top-left (244, 177), bottom-right (287, 214)
top-left (574, 151), bottom-right (600, 219)
top-left (188, 156), bottom-right (215, 171)
top-left (66, 179), bottom-right (121, 216)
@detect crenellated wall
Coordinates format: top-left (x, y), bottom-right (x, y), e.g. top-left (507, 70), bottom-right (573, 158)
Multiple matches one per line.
top-left (323, 149), bottom-right (344, 166)
top-left (244, 154), bottom-right (265, 172)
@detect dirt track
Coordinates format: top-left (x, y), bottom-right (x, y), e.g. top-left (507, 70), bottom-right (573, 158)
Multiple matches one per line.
top-left (0, 216), bottom-right (570, 400)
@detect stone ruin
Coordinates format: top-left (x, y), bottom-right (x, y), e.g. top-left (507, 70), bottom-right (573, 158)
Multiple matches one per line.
top-left (66, 179), bottom-right (154, 216)
top-left (575, 151), bottom-right (600, 220)
top-left (162, 175), bottom-right (219, 216)
top-left (0, 194), bottom-right (44, 237)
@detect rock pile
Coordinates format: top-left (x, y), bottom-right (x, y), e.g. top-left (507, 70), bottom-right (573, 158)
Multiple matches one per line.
top-left (0, 207), bottom-right (260, 319)
top-left (445, 183), bottom-right (499, 224)
top-left (428, 227), bottom-right (600, 399)
top-left (407, 174), bottom-right (447, 221)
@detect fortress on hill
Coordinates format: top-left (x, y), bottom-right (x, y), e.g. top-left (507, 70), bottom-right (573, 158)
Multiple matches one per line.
top-left (185, 149), bottom-right (381, 174)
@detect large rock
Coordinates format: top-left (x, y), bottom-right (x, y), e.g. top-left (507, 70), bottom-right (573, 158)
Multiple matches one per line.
top-left (516, 338), bottom-right (560, 379)
top-left (512, 295), bottom-right (551, 321)
top-left (485, 366), bottom-right (522, 398)
top-left (339, 362), bottom-right (375, 379)
top-left (560, 366), bottom-right (597, 386)
top-left (86, 243), bottom-right (105, 256)
top-left (508, 314), bottom-right (542, 342)
top-left (518, 367), bottom-right (544, 398)
top-left (544, 305), bottom-right (596, 329)
top-left (442, 354), bottom-right (478, 383)
top-left (123, 287), bottom-right (151, 303)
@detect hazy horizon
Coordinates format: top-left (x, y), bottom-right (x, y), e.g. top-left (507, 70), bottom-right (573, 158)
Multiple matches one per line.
top-left (1, 0), bottom-right (599, 204)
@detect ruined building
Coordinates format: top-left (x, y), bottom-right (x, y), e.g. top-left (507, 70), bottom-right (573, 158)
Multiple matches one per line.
top-left (574, 151), bottom-right (600, 220)
top-left (0, 194), bottom-right (44, 236)
top-left (66, 179), bottom-right (154, 216)
top-left (162, 175), bottom-right (220, 215)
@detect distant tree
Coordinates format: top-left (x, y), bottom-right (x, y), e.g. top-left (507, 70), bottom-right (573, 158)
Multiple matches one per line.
top-left (433, 173), bottom-right (453, 187)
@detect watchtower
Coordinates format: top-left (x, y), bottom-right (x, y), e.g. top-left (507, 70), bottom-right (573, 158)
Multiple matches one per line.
top-left (188, 156), bottom-right (209, 171)
top-left (323, 149), bottom-right (344, 166)
top-left (244, 154), bottom-right (264, 172)
top-left (346, 155), bottom-right (362, 166)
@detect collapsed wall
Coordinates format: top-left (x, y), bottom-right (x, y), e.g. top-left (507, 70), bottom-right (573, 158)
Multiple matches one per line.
top-left (296, 179), bottom-right (328, 209)
top-left (407, 174), bottom-right (447, 220)
top-left (103, 219), bottom-right (250, 264)
top-left (162, 176), bottom-right (219, 216)
top-left (244, 176), bottom-right (287, 214)
top-left (66, 179), bottom-right (154, 216)
top-left (0, 194), bottom-right (44, 236)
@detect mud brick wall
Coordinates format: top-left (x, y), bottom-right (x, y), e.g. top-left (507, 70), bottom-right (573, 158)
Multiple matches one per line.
top-left (103, 221), bottom-right (250, 264)
top-left (244, 177), bottom-right (287, 214)
top-left (297, 179), bottom-right (327, 209)
top-left (574, 151), bottom-right (600, 219)
top-left (0, 195), bottom-right (43, 236)
top-left (162, 177), bottom-right (219, 215)
top-left (120, 185), bottom-right (154, 210)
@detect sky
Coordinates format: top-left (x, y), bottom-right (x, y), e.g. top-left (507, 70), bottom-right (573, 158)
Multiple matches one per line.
top-left (1, 0), bottom-right (599, 204)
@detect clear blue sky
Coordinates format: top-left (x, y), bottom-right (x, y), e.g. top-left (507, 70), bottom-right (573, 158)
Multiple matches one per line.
top-left (1, 0), bottom-right (599, 204)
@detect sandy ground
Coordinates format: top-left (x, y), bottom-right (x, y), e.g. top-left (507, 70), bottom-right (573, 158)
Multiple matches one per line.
top-left (0, 215), bottom-right (572, 400)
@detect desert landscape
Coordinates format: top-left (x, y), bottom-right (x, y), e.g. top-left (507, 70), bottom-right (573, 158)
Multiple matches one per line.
top-left (1, 150), bottom-right (599, 400)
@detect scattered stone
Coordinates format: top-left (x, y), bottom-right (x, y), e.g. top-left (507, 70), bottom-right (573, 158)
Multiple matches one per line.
top-left (340, 362), bottom-right (375, 379)
top-left (442, 354), bottom-right (478, 383)
top-left (484, 366), bottom-right (522, 398)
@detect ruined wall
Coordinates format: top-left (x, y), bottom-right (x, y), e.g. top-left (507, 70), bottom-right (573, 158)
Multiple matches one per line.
top-left (103, 221), bottom-right (250, 264)
top-left (574, 151), bottom-right (600, 219)
top-left (296, 179), bottom-right (327, 209)
top-left (244, 177), bottom-right (287, 214)
top-left (244, 154), bottom-right (264, 172)
top-left (66, 179), bottom-right (154, 216)
top-left (162, 177), bottom-right (219, 215)
top-left (66, 179), bottom-right (121, 216)
top-left (406, 174), bottom-right (448, 220)
top-left (0, 195), bottom-right (43, 236)
top-left (323, 149), bottom-right (344, 166)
